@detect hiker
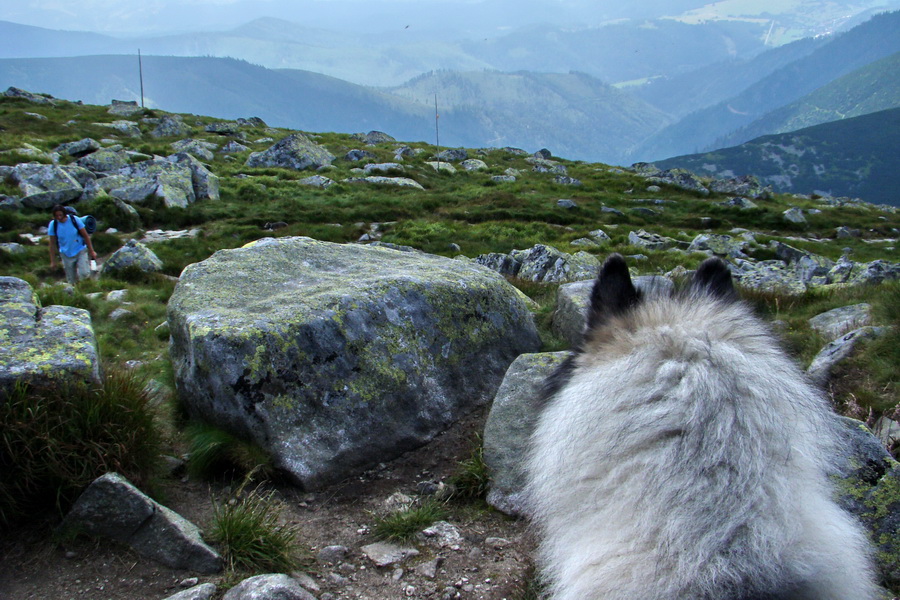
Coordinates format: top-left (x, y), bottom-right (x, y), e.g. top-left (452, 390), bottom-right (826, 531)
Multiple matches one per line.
top-left (48, 204), bottom-right (97, 284)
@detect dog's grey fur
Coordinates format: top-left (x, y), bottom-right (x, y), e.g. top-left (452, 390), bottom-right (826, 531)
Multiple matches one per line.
top-left (525, 254), bottom-right (878, 600)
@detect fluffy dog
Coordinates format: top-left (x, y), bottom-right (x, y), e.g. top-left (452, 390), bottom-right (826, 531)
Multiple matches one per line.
top-left (525, 254), bottom-right (877, 600)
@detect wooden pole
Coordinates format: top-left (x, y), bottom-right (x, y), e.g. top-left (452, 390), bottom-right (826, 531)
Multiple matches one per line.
top-left (138, 49), bottom-right (145, 108)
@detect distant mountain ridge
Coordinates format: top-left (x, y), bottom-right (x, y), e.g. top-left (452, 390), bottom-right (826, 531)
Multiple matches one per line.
top-left (654, 107), bottom-right (900, 206)
top-left (631, 9), bottom-right (900, 161)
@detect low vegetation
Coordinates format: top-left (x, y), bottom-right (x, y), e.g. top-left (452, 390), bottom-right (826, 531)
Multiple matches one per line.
top-left (0, 95), bottom-right (898, 594)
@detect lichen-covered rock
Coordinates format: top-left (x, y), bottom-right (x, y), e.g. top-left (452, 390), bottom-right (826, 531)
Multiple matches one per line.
top-left (645, 168), bottom-right (709, 195)
top-left (344, 176), bottom-right (424, 190)
top-left (461, 159), bottom-right (488, 171)
top-left (783, 207), bottom-right (807, 224)
top-left (475, 244), bottom-right (600, 284)
top-left (809, 304), bottom-right (872, 341)
top-left (0, 277), bottom-right (100, 394)
top-left (95, 120), bottom-right (143, 138)
top-left (352, 130), bottom-right (396, 145)
top-left (484, 352), bottom-right (569, 516)
top-left (100, 240), bottom-right (164, 276)
top-left (54, 138), bottom-right (101, 158)
top-left (689, 233), bottom-right (749, 258)
top-left (708, 174), bottom-right (771, 199)
top-left (103, 158), bottom-right (195, 208)
top-left (298, 175), bottom-right (334, 189)
top-left (245, 133), bottom-right (334, 171)
top-left (168, 153), bottom-right (220, 202)
top-left (13, 163), bottom-right (84, 208)
top-left (76, 147), bottom-right (131, 173)
top-left (736, 260), bottom-right (808, 295)
top-left (171, 138), bottom-right (218, 161)
top-left (151, 115), bottom-right (191, 139)
top-left (363, 162), bottom-right (403, 174)
top-left (59, 473), bottom-right (222, 573)
top-left (436, 148), bottom-right (468, 162)
top-left (627, 229), bottom-right (677, 251)
top-left (167, 237), bottom-right (540, 489)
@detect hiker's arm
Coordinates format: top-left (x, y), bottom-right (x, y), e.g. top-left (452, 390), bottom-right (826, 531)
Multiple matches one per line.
top-left (49, 235), bottom-right (58, 268)
top-left (78, 227), bottom-right (97, 260)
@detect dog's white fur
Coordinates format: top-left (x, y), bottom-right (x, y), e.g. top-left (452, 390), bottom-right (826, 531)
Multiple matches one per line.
top-left (525, 255), bottom-right (877, 600)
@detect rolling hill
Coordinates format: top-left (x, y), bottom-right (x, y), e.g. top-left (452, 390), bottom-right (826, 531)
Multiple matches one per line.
top-left (654, 107), bottom-right (900, 206)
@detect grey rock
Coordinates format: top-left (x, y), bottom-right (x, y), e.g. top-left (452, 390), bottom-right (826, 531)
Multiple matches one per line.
top-left (352, 131), bottom-right (395, 145)
top-left (631, 206), bottom-right (658, 216)
top-left (171, 139), bottom-right (219, 161)
top-left (221, 141), bottom-right (250, 154)
top-left (588, 229), bottom-right (611, 243)
top-left (460, 159), bottom-right (488, 171)
top-left (836, 226), bottom-right (862, 239)
top-left (59, 473), bottom-right (222, 573)
top-left (0, 277), bottom-right (100, 393)
top-left (54, 138), bottom-right (101, 158)
top-left (3, 87), bottom-right (55, 104)
top-left (360, 542), bottom-right (419, 567)
top-left (344, 176), bottom-right (424, 190)
top-left (246, 133), bottom-right (334, 171)
top-left (317, 545), bottom-right (349, 564)
top-left (168, 153), bottom-right (220, 202)
top-left (108, 100), bottom-right (142, 116)
top-left (0, 195), bottom-right (22, 210)
top-left (13, 163), bottom-right (84, 209)
top-left (491, 175), bottom-right (516, 183)
top-left (708, 175), bottom-right (770, 199)
top-left (436, 149), bottom-right (468, 162)
top-left (426, 161), bottom-right (457, 174)
top-left (644, 169), bottom-right (709, 195)
top-left (689, 233), bottom-right (748, 258)
top-left (557, 199), bottom-right (578, 209)
top-left (162, 583), bottom-right (217, 600)
top-left (363, 162), bottom-right (403, 175)
top-left (345, 149), bottom-right (376, 162)
top-left (223, 574), bottom-right (315, 600)
top-left (151, 115), bottom-right (192, 139)
top-left (484, 352), bottom-right (569, 516)
top-left (168, 237), bottom-right (540, 489)
top-left (808, 304), bottom-right (872, 341)
top-left (0, 242), bottom-right (26, 255)
top-left (807, 326), bottom-right (888, 386)
top-left (205, 122), bottom-right (241, 135)
top-left (100, 239), bottom-right (164, 276)
top-left (627, 229), bottom-right (676, 251)
top-left (737, 261), bottom-right (808, 295)
top-left (783, 207), bottom-right (807, 224)
top-left (106, 158), bottom-right (196, 208)
top-left (76, 147), bottom-right (131, 173)
top-left (298, 175), bottom-right (335, 189)
top-left (418, 521), bottom-right (463, 547)
top-left (96, 120), bottom-right (143, 138)
top-left (475, 244), bottom-right (601, 284)
top-left (718, 196), bottom-right (758, 210)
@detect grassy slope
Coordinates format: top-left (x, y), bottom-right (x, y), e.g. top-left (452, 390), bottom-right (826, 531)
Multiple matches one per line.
top-left (655, 107), bottom-right (900, 206)
top-left (0, 93), bottom-right (897, 444)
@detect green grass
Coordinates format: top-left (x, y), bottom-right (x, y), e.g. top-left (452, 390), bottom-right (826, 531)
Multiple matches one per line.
top-left (209, 487), bottom-right (301, 573)
top-left (371, 497), bottom-right (450, 541)
top-left (184, 422), bottom-right (273, 481)
top-left (448, 438), bottom-right (490, 501)
top-left (0, 368), bottom-right (163, 527)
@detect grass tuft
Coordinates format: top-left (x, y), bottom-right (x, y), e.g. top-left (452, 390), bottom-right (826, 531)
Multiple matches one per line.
top-left (372, 497), bottom-right (449, 541)
top-left (0, 368), bottom-right (162, 528)
top-left (448, 438), bottom-right (490, 501)
top-left (184, 421), bottom-right (273, 481)
top-left (209, 487), bottom-right (301, 574)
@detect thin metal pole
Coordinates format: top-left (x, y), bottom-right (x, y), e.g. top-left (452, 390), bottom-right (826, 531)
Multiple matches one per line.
top-left (434, 92), bottom-right (441, 169)
top-left (138, 49), bottom-right (145, 108)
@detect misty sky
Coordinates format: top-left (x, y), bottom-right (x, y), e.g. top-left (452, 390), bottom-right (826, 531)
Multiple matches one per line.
top-left (0, 0), bottom-right (706, 36)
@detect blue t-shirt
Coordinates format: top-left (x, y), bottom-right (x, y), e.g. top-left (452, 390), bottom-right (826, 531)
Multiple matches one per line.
top-left (49, 215), bottom-right (87, 258)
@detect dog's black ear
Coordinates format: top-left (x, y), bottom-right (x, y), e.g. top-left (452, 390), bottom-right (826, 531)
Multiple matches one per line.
top-left (692, 257), bottom-right (738, 301)
top-left (586, 254), bottom-right (640, 331)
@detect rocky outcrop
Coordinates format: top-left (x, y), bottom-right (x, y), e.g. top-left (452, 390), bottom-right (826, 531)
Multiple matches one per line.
top-left (0, 277), bottom-right (100, 394)
top-left (151, 115), bottom-right (192, 139)
top-left (10, 163), bottom-right (84, 209)
top-left (344, 176), bottom-right (424, 190)
top-left (100, 240), bottom-right (164, 276)
top-left (809, 304), bottom-right (872, 341)
top-left (58, 473), bottom-right (222, 573)
top-left (167, 237), bottom-right (541, 489)
top-left (245, 133), bottom-right (334, 171)
top-left (806, 326), bottom-right (888, 386)
top-left (475, 244), bottom-right (601, 284)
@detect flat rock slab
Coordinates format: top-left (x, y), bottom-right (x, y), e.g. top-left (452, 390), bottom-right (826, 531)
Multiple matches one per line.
top-left (361, 542), bottom-right (420, 567)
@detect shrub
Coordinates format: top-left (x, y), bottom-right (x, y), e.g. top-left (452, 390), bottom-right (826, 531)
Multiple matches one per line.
top-left (209, 487), bottom-right (301, 573)
top-left (0, 368), bottom-right (162, 527)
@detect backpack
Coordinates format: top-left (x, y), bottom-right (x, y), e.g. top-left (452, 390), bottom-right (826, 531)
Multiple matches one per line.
top-left (56, 206), bottom-right (97, 235)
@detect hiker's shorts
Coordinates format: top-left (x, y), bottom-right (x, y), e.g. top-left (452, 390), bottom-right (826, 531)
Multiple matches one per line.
top-left (61, 249), bottom-right (90, 284)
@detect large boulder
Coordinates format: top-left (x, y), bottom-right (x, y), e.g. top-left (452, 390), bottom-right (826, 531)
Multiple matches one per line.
top-left (167, 237), bottom-right (541, 489)
top-left (245, 133), bottom-right (334, 171)
top-left (0, 277), bottom-right (100, 394)
top-left (13, 163), bottom-right (84, 209)
top-left (475, 244), bottom-right (601, 284)
top-left (168, 153), bottom-right (220, 202)
top-left (103, 158), bottom-right (195, 208)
